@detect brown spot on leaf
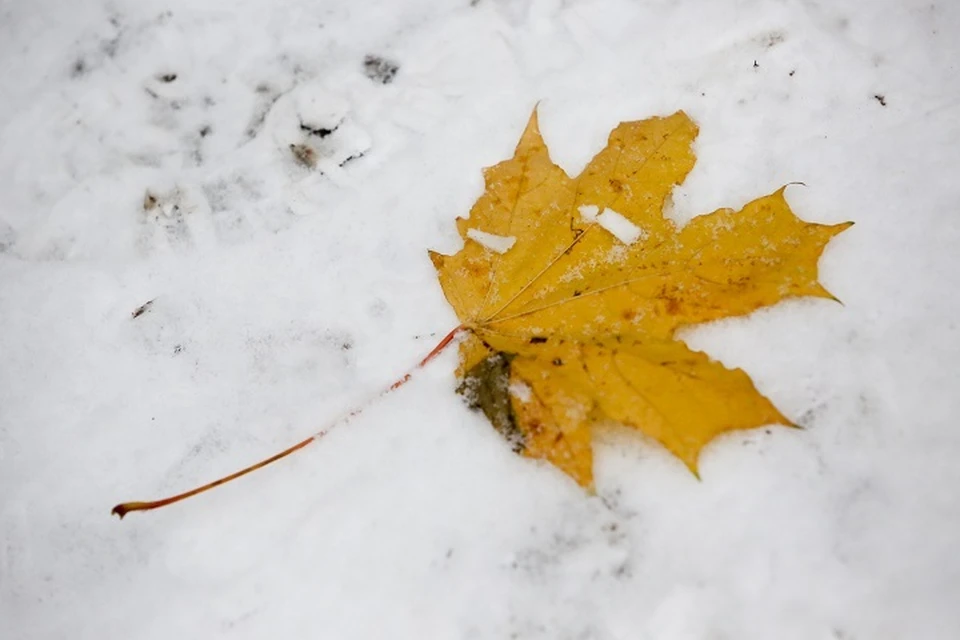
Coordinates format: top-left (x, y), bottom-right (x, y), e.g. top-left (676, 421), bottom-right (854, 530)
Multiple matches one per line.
top-left (457, 352), bottom-right (523, 451)
top-left (465, 260), bottom-right (489, 277)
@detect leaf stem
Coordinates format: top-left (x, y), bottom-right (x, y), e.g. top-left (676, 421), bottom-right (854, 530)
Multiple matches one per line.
top-left (111, 325), bottom-right (465, 519)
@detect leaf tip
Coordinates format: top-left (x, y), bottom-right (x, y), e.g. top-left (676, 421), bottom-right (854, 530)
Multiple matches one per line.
top-left (810, 283), bottom-right (845, 305)
top-left (681, 455), bottom-right (702, 480)
top-left (517, 106), bottom-right (544, 150)
top-left (771, 404), bottom-right (800, 429)
top-left (676, 110), bottom-right (700, 140)
top-left (428, 249), bottom-right (445, 269)
top-left (668, 109), bottom-right (697, 126)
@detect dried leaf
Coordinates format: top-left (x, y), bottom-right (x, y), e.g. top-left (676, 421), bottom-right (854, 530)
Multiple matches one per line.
top-left (431, 109), bottom-right (851, 488)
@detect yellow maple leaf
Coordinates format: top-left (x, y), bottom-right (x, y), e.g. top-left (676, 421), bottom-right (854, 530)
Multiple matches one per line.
top-left (108, 108), bottom-right (854, 520)
top-left (430, 109), bottom-right (852, 489)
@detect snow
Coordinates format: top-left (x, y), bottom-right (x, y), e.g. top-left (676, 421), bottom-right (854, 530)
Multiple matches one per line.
top-left (581, 205), bottom-right (646, 245)
top-left (578, 204), bottom-right (601, 222)
top-left (467, 228), bottom-right (517, 254)
top-left (596, 208), bottom-right (644, 245)
top-left (2, 0), bottom-right (959, 638)
top-left (509, 380), bottom-right (533, 403)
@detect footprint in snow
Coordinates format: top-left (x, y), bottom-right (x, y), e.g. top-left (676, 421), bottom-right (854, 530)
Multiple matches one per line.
top-left (263, 84), bottom-right (372, 177)
top-left (139, 182), bottom-right (216, 254)
top-left (7, 169), bottom-right (213, 261)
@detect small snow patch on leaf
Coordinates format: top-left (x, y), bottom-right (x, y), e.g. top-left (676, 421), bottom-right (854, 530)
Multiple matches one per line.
top-left (578, 204), bottom-right (600, 222)
top-left (597, 208), bottom-right (644, 244)
top-left (467, 229), bottom-right (516, 254)
top-left (509, 380), bottom-right (532, 403)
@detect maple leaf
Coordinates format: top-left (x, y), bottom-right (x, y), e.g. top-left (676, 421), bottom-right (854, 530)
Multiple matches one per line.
top-left (110, 108), bottom-right (851, 520)
top-left (430, 109), bottom-right (851, 489)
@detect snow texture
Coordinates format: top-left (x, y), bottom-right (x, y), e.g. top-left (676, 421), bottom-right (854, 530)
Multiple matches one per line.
top-left (2, 0), bottom-right (960, 638)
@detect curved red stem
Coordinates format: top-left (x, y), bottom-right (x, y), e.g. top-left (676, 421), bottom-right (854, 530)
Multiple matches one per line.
top-left (112, 325), bottom-right (464, 518)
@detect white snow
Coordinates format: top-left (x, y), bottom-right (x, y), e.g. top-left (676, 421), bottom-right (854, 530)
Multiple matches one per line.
top-left (596, 208), bottom-right (644, 245)
top-left (467, 228), bottom-right (517, 254)
top-left (580, 205), bottom-right (646, 244)
top-left (578, 203), bottom-right (600, 222)
top-left (509, 380), bottom-right (533, 403)
top-left (3, 0), bottom-right (960, 639)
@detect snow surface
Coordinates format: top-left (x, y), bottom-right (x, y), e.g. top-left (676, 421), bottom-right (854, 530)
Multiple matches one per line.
top-left (2, 0), bottom-right (960, 638)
